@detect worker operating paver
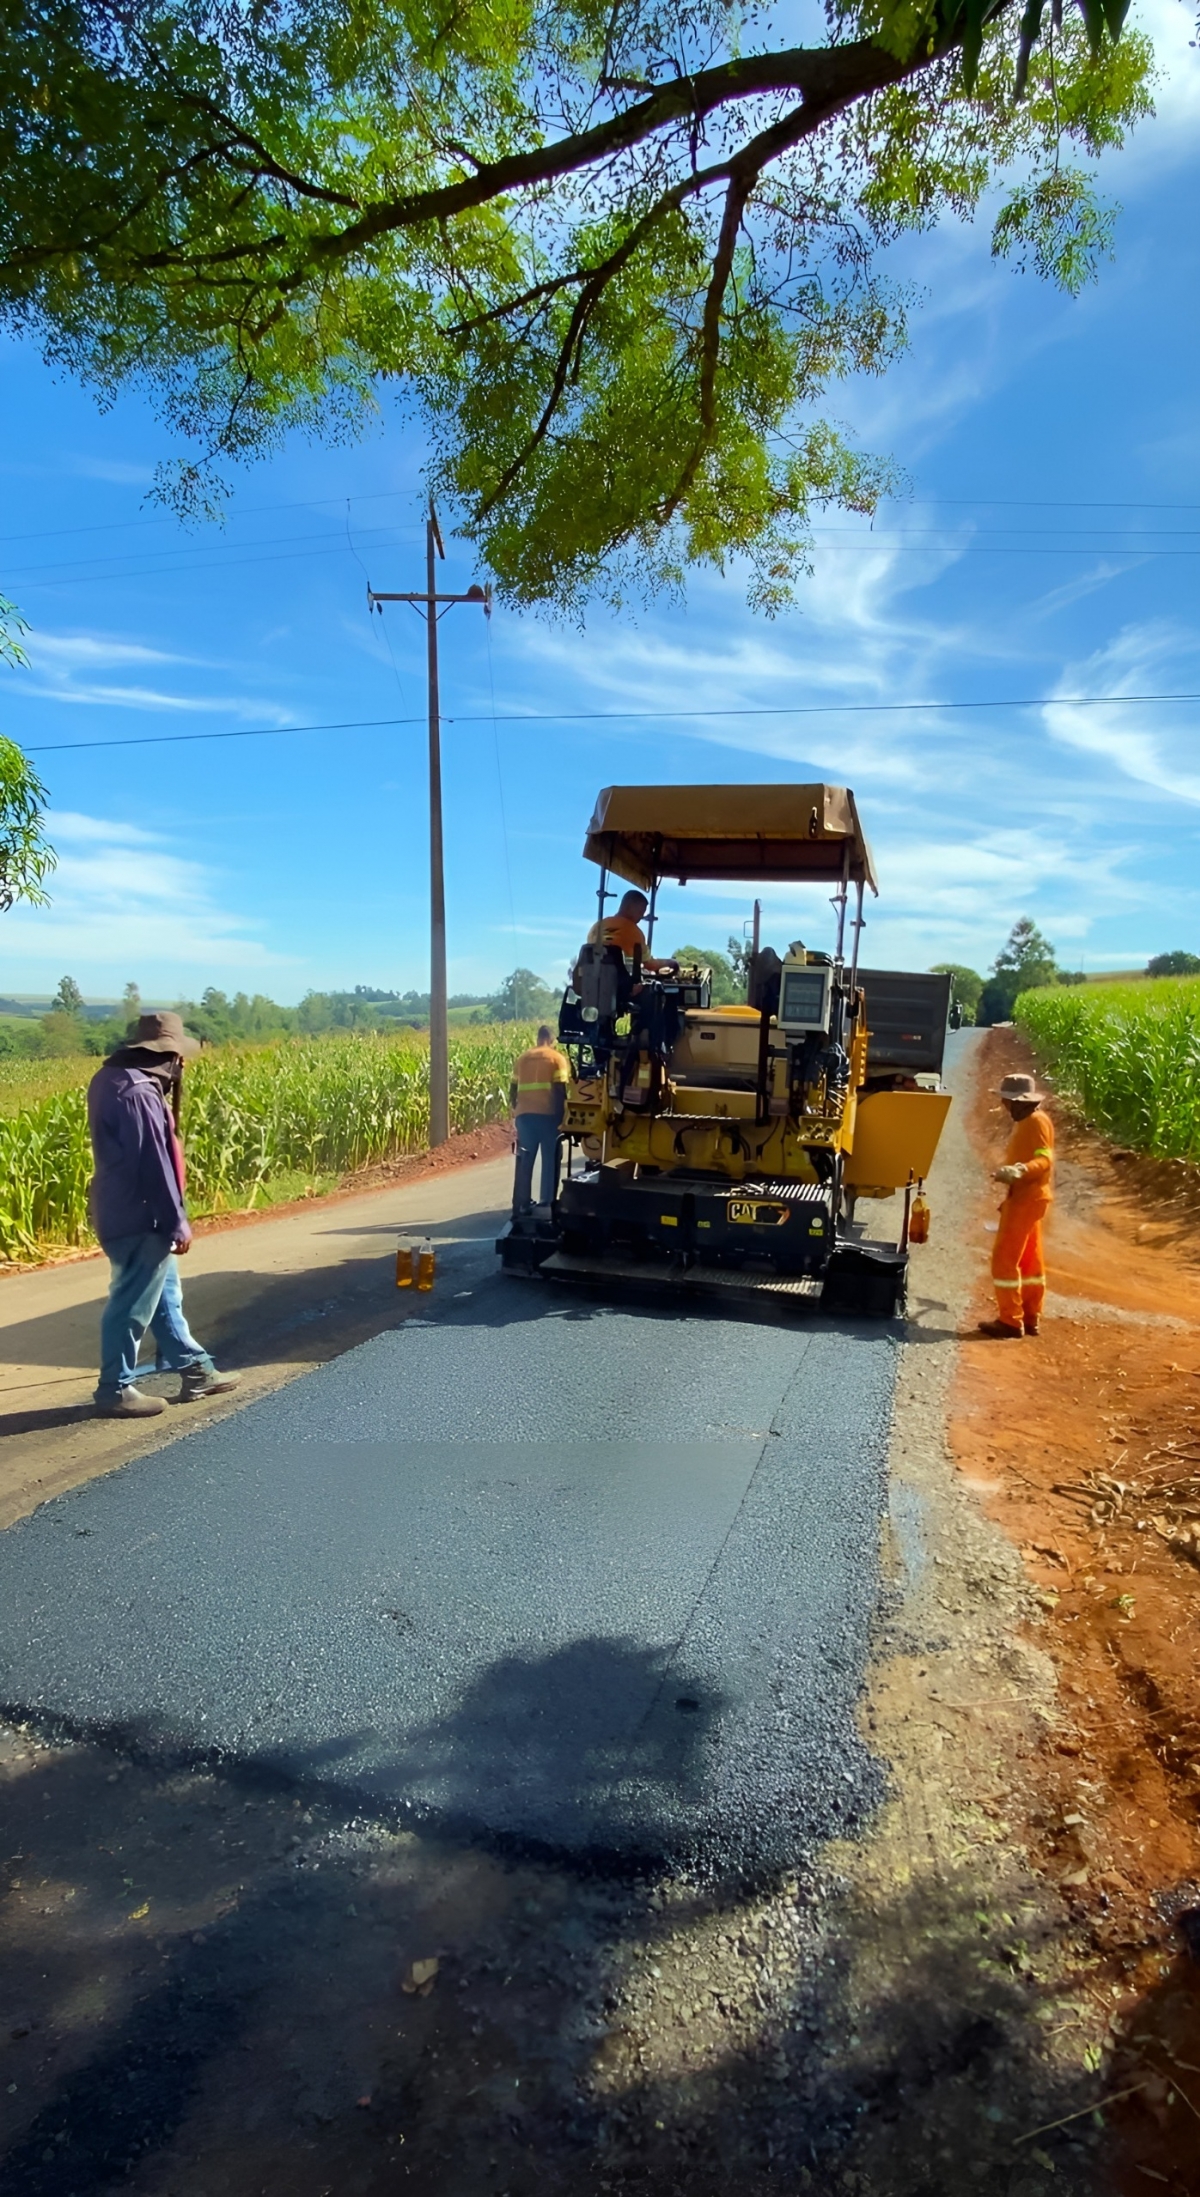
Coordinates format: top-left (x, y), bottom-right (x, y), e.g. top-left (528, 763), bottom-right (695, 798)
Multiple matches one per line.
top-left (583, 888), bottom-right (672, 974)
top-left (509, 1022), bottom-right (570, 1214)
top-left (981, 1070), bottom-right (1055, 1339)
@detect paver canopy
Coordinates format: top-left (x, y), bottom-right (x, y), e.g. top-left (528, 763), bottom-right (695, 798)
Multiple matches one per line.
top-left (583, 784), bottom-right (878, 893)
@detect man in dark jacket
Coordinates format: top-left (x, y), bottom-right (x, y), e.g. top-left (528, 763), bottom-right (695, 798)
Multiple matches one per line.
top-left (88, 1011), bottom-right (238, 1418)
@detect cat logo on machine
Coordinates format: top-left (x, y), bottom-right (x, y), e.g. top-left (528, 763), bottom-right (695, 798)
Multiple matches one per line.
top-left (728, 1199), bottom-right (790, 1227)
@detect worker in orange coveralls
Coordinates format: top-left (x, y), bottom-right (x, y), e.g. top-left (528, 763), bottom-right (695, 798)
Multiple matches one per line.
top-left (980, 1071), bottom-right (1055, 1339)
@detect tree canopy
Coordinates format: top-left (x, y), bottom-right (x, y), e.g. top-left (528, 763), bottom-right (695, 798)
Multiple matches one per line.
top-left (0, 0), bottom-right (1151, 609)
top-left (931, 960), bottom-right (982, 1017)
top-left (672, 944), bottom-right (741, 1004)
top-left (486, 966), bottom-right (560, 1021)
top-left (0, 596), bottom-right (56, 911)
top-left (1147, 950), bottom-right (1200, 978)
top-left (979, 916), bottom-right (1060, 1022)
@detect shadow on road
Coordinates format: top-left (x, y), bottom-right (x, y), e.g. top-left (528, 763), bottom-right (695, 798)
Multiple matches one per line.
top-left (0, 1702), bottom-right (1107, 2197)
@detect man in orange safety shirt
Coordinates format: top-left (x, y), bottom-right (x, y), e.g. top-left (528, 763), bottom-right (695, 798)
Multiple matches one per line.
top-left (584, 889), bottom-right (671, 973)
top-left (509, 1024), bottom-right (570, 1215)
top-left (980, 1071), bottom-right (1055, 1339)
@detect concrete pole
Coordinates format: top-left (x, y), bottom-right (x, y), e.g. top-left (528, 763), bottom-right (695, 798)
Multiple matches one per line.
top-left (365, 515), bottom-right (489, 1155)
top-left (426, 507), bottom-right (449, 1148)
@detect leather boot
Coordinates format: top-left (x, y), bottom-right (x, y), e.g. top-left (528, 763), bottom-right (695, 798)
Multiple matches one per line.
top-left (95, 1385), bottom-right (166, 1418)
top-left (178, 1364), bottom-right (240, 1403)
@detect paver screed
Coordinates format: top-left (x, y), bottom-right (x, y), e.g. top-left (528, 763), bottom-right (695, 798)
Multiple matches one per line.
top-left (0, 1283), bottom-right (897, 1876)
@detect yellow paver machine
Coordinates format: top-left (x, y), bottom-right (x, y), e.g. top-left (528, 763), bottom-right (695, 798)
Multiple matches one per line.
top-left (497, 784), bottom-right (952, 1317)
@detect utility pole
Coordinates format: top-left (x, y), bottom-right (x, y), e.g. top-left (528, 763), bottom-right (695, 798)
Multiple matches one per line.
top-left (368, 502), bottom-right (491, 1146)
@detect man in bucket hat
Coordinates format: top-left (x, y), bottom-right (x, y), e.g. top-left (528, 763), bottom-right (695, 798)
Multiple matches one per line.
top-left (87, 1011), bottom-right (239, 1417)
top-left (981, 1071), bottom-right (1055, 1339)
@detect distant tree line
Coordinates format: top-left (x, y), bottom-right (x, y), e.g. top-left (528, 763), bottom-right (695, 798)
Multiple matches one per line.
top-left (0, 968), bottom-right (577, 1056)
top-left (1146, 950), bottom-right (1200, 978)
top-left (931, 926), bottom-right (1200, 1027)
top-left (7, 929), bottom-right (1194, 1060)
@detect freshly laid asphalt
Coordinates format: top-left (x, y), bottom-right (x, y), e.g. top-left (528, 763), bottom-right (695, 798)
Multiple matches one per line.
top-left (0, 1237), bottom-right (902, 1877)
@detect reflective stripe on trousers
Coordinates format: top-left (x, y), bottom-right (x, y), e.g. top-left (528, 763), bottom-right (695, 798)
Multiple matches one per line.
top-left (991, 1197), bottom-right (1048, 1330)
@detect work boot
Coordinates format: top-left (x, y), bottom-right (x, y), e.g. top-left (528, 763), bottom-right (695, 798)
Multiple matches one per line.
top-left (1024, 1317), bottom-right (1040, 1337)
top-left (177, 1364), bottom-right (240, 1403)
top-left (95, 1385), bottom-right (166, 1419)
top-left (976, 1320), bottom-right (1024, 1339)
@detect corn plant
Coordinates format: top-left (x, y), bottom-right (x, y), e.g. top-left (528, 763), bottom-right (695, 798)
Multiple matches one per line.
top-left (0, 1054), bottom-right (95, 1115)
top-left (1016, 979), bottom-right (1200, 1162)
top-left (0, 1024), bottom-right (536, 1260)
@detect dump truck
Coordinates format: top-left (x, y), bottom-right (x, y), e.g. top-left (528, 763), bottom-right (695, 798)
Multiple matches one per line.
top-left (497, 784), bottom-right (952, 1318)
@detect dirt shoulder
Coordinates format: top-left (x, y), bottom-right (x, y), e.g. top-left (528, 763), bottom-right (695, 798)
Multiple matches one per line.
top-left (950, 1025), bottom-right (1200, 2194)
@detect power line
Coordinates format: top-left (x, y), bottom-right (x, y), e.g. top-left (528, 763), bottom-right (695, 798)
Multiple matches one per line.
top-left (12, 530), bottom-right (1200, 592)
top-left (7, 521), bottom-right (426, 589)
top-left (22, 690), bottom-right (1200, 755)
top-left (903, 497), bottom-right (1200, 511)
top-left (24, 713), bottom-right (418, 754)
top-left (4, 487), bottom-right (1200, 556)
top-left (11, 509), bottom-right (1200, 593)
top-left (0, 485), bottom-right (424, 551)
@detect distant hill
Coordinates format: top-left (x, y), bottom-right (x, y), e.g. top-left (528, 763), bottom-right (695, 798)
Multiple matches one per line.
top-left (0, 996), bottom-right (173, 1022)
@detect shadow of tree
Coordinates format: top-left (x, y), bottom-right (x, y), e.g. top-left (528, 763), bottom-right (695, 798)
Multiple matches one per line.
top-left (0, 1680), bottom-right (1105, 2197)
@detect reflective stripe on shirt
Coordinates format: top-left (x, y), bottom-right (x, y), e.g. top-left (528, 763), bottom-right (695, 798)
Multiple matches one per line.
top-left (512, 1047), bottom-right (569, 1116)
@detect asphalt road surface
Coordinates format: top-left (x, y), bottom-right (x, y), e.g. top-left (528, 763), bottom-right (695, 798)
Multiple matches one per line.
top-left (0, 1232), bottom-right (900, 1879)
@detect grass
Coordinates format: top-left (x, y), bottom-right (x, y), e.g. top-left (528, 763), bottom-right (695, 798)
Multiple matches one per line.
top-left (0, 1024), bottom-right (534, 1261)
top-left (1016, 977), bottom-right (1200, 1163)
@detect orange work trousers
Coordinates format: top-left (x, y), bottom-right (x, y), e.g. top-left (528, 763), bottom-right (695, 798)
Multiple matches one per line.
top-left (991, 1193), bottom-right (1049, 1331)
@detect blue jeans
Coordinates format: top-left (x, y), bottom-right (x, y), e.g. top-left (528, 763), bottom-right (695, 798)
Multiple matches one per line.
top-left (96, 1234), bottom-right (213, 1400)
top-left (513, 1114), bottom-right (561, 1213)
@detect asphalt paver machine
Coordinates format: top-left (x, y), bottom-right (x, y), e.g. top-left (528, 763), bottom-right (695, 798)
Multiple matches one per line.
top-left (497, 784), bottom-right (952, 1317)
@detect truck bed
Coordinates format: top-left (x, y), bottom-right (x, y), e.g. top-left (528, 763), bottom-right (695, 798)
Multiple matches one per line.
top-left (857, 968), bottom-right (952, 1075)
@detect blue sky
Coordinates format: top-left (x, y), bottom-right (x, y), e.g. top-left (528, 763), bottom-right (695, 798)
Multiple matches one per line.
top-left (1, 0), bottom-right (1198, 1007)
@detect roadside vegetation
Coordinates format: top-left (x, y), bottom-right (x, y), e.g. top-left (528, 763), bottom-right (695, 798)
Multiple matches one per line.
top-left (948, 922), bottom-right (1200, 1028)
top-left (0, 1025), bottom-right (534, 1261)
top-left (1017, 976), bottom-right (1200, 1162)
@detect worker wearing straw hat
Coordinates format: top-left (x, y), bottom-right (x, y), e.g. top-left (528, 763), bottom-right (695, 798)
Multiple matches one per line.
top-left (980, 1071), bottom-right (1055, 1339)
top-left (87, 1011), bottom-right (240, 1416)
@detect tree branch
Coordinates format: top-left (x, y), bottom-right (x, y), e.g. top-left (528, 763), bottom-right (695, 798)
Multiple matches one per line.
top-left (657, 168), bottom-right (753, 523)
top-left (473, 186), bottom-right (696, 518)
top-left (308, 28), bottom-right (973, 263)
top-left (135, 43), bottom-right (364, 211)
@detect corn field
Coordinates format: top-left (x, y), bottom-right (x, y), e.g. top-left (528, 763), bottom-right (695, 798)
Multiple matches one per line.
top-left (0, 1026), bottom-right (534, 1261)
top-left (1016, 979), bottom-right (1200, 1163)
top-left (0, 1055), bottom-right (97, 1114)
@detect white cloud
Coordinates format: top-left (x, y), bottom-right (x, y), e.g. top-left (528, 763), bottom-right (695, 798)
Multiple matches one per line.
top-left (1026, 562), bottom-right (1135, 623)
top-left (1125, 0), bottom-right (1200, 158)
top-left (1042, 622), bottom-right (1200, 804)
top-left (20, 625), bottom-right (298, 721)
top-left (30, 634), bottom-right (192, 671)
top-left (1, 810), bottom-right (292, 985)
top-left (67, 455), bottom-right (155, 487)
top-left (498, 526), bottom-right (981, 788)
top-left (49, 811), bottom-right (161, 847)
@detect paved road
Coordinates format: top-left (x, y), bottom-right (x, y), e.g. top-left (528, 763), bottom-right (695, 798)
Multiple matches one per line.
top-left (0, 1148), bottom-right (515, 1526)
top-left (0, 1047), bottom-right (991, 1878)
top-left (0, 1246), bottom-right (897, 1875)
